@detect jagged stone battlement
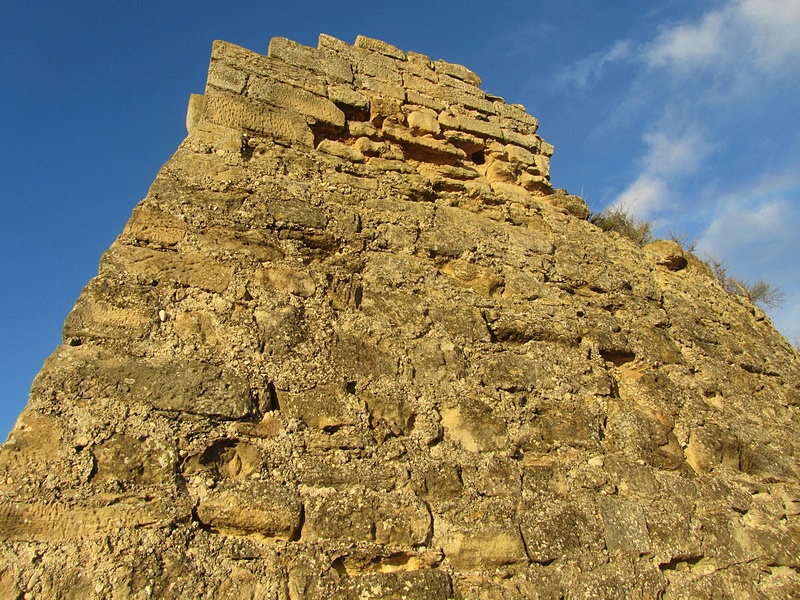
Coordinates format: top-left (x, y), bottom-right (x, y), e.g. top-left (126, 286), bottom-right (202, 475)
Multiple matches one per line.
top-left (186, 34), bottom-right (584, 216)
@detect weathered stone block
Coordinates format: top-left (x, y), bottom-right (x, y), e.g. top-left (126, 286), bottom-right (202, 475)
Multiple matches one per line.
top-left (103, 243), bottom-right (233, 293)
top-left (412, 462), bottom-right (464, 503)
top-left (123, 205), bottom-right (185, 248)
top-left (441, 397), bottom-right (507, 452)
top-left (360, 288), bottom-right (430, 336)
top-left (501, 128), bottom-right (543, 152)
top-left (505, 143), bottom-right (536, 167)
top-left (598, 497), bottom-right (652, 556)
top-left (268, 35), bottom-right (353, 83)
top-left (248, 76), bottom-right (345, 131)
top-left (328, 84), bottom-right (370, 113)
top-left (63, 277), bottom-right (156, 342)
top-left (196, 480), bottom-right (302, 539)
top-left (461, 456), bottom-right (522, 497)
top-left (197, 226), bottom-right (284, 262)
top-left (439, 258), bottom-right (504, 297)
top-left (540, 191), bottom-right (589, 219)
top-left (275, 381), bottom-right (354, 429)
top-left (93, 433), bottom-right (173, 486)
top-left (400, 53), bottom-right (437, 84)
top-left (266, 196), bottom-right (328, 229)
top-left (434, 510), bottom-right (527, 570)
top-left (520, 500), bottom-right (605, 564)
top-left (427, 301), bottom-right (490, 342)
top-left (126, 358), bottom-right (254, 419)
top-left (438, 110), bottom-right (503, 140)
top-left (407, 109), bottom-right (440, 135)
top-left (186, 92), bottom-right (205, 133)
top-left (318, 32), bottom-right (351, 53)
top-left (495, 102), bottom-right (539, 133)
top-left (365, 157), bottom-right (414, 172)
top-left (437, 72), bottom-right (486, 99)
top-left (338, 570), bottom-right (453, 600)
top-left (406, 89), bottom-right (446, 112)
top-left (206, 61), bottom-right (248, 94)
top-left (354, 35), bottom-right (406, 59)
top-left (485, 158), bottom-right (518, 184)
top-left (438, 81), bottom-right (496, 114)
top-left (382, 121), bottom-right (466, 159)
top-left (403, 72), bottom-right (446, 100)
top-left (303, 487), bottom-right (431, 546)
top-left (644, 240), bottom-right (687, 271)
top-left (202, 91), bottom-right (314, 146)
top-left (255, 265), bottom-right (316, 298)
top-left (183, 439), bottom-right (263, 482)
top-left (476, 351), bottom-right (538, 392)
top-left (359, 76), bottom-right (406, 101)
top-left (417, 163), bottom-right (480, 183)
top-left (354, 137), bottom-right (402, 159)
top-left (0, 498), bottom-right (178, 542)
top-left (211, 40), bottom-right (328, 96)
top-left (433, 59), bottom-right (481, 86)
top-left (317, 139), bottom-right (366, 163)
top-left (519, 172), bottom-right (554, 196)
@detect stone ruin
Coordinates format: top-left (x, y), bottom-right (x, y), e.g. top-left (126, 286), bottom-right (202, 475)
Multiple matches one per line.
top-left (1, 34), bottom-right (800, 599)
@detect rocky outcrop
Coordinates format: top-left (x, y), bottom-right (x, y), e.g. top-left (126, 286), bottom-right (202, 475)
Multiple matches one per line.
top-left (1, 34), bottom-right (800, 599)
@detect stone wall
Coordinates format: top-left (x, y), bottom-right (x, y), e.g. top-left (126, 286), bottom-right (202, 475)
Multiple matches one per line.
top-left (1, 34), bottom-right (799, 599)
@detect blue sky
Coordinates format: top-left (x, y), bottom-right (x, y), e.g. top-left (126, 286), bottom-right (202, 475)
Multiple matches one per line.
top-left (2, 0), bottom-right (798, 439)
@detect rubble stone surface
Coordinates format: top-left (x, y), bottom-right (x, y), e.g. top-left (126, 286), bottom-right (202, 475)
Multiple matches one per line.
top-left (2, 34), bottom-right (800, 599)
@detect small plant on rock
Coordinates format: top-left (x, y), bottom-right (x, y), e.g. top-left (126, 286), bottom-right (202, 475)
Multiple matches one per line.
top-left (589, 204), bottom-right (654, 247)
top-left (705, 256), bottom-right (785, 309)
top-left (669, 230), bottom-right (701, 253)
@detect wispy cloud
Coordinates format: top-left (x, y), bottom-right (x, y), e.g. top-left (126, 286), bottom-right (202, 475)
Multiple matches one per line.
top-left (612, 127), bottom-right (712, 219)
top-left (612, 174), bottom-right (668, 218)
top-left (556, 40), bottom-right (633, 88)
top-left (641, 129), bottom-right (711, 177)
top-left (699, 167), bottom-right (800, 271)
top-left (645, 0), bottom-right (800, 74)
top-left (698, 186), bottom-right (800, 344)
top-left (543, 0), bottom-right (800, 339)
top-left (741, 0), bottom-right (800, 69)
top-left (645, 9), bottom-right (730, 71)
top-left (701, 199), bottom-right (794, 260)
top-left (600, 0), bottom-right (800, 222)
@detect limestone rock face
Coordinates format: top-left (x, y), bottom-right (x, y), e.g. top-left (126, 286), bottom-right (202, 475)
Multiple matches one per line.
top-left (2, 35), bottom-right (800, 599)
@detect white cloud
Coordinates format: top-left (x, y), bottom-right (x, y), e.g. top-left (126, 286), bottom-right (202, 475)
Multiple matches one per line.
top-left (740, 0), bottom-right (800, 68)
top-left (556, 39), bottom-right (633, 88)
top-left (549, 1), bottom-right (800, 344)
top-left (646, 9), bottom-right (729, 70)
top-left (642, 129), bottom-right (710, 176)
top-left (698, 194), bottom-right (800, 344)
top-left (699, 195), bottom-right (800, 275)
top-left (611, 127), bottom-right (712, 219)
top-left (611, 174), bottom-right (668, 219)
top-left (645, 0), bottom-right (800, 74)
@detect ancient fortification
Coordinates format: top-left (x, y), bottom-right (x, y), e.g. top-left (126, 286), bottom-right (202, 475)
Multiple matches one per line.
top-left (2, 34), bottom-right (800, 598)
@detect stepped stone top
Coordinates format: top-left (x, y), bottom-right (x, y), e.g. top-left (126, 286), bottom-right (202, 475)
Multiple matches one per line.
top-left (186, 33), bottom-right (581, 217)
top-left (1, 34), bottom-right (800, 599)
